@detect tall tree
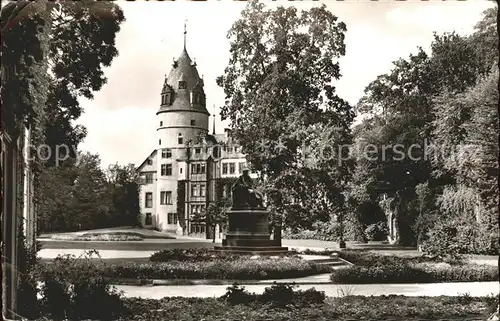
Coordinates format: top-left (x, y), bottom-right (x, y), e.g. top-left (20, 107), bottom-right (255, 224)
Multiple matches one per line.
top-left (106, 163), bottom-right (141, 227)
top-left (217, 1), bottom-right (354, 230)
top-left (353, 6), bottom-right (498, 246)
top-left (43, 1), bottom-right (125, 165)
top-left (37, 153), bottom-right (113, 232)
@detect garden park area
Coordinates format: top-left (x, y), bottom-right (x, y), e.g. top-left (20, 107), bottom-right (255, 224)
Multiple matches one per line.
top-left (20, 242), bottom-right (498, 321)
top-left (2, 1), bottom-right (499, 321)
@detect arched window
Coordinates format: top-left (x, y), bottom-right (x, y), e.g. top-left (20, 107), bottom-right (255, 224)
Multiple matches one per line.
top-left (178, 133), bottom-right (183, 145)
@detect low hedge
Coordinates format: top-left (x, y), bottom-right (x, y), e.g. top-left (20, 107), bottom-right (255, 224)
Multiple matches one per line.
top-left (39, 257), bottom-right (331, 280)
top-left (114, 293), bottom-right (498, 321)
top-left (150, 248), bottom-right (296, 262)
top-left (330, 262), bottom-right (499, 283)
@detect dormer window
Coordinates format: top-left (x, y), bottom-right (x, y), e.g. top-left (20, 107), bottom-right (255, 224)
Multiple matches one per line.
top-left (164, 93), bottom-right (171, 105)
top-left (191, 92), bottom-right (203, 105)
top-left (179, 81), bottom-right (187, 89)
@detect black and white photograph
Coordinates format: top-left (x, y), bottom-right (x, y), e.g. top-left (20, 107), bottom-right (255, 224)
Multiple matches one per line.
top-left (1, 0), bottom-right (498, 320)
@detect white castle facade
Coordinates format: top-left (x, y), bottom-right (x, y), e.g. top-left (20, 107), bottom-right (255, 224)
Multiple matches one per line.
top-left (137, 35), bottom-right (255, 239)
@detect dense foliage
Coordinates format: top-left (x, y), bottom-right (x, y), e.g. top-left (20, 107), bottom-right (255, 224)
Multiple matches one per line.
top-left (350, 6), bottom-right (498, 253)
top-left (43, 257), bottom-right (330, 280)
top-left (330, 263), bottom-right (498, 284)
top-left (2, 1), bottom-right (127, 233)
top-left (332, 250), bottom-right (498, 283)
top-left (217, 1), bottom-right (355, 232)
top-left (63, 294), bottom-right (498, 321)
top-left (38, 154), bottom-right (140, 232)
top-left (149, 248), bottom-right (277, 262)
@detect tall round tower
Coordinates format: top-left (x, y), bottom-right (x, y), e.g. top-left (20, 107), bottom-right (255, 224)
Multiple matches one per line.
top-left (154, 27), bottom-right (209, 234)
top-left (157, 48), bottom-right (209, 147)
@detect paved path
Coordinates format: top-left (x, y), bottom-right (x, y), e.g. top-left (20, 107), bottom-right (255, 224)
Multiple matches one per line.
top-left (115, 281), bottom-right (499, 299)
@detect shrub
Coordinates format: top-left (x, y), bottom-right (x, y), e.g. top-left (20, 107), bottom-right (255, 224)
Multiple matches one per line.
top-left (292, 287), bottom-right (326, 307)
top-left (283, 228), bottom-right (339, 241)
top-left (421, 219), bottom-right (462, 259)
top-left (220, 283), bottom-right (257, 305)
top-left (220, 283), bottom-right (326, 308)
top-left (39, 256), bottom-right (331, 281)
top-left (364, 221), bottom-right (388, 241)
top-left (150, 248), bottom-right (243, 262)
top-left (330, 262), bottom-right (498, 284)
top-left (260, 283), bottom-right (297, 308)
top-left (17, 221), bottom-right (41, 319)
top-left (36, 250), bottom-right (126, 320)
top-left (422, 217), bottom-right (499, 257)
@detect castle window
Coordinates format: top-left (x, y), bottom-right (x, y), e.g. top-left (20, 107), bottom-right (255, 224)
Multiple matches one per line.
top-left (145, 193), bottom-right (153, 208)
top-left (167, 213), bottom-right (178, 224)
top-left (200, 184), bottom-right (205, 197)
top-left (195, 148), bottom-right (201, 155)
top-left (191, 119), bottom-right (195, 126)
top-left (179, 81), bottom-right (187, 89)
top-left (145, 173), bottom-right (153, 184)
top-left (162, 148), bottom-right (172, 159)
top-left (160, 121), bottom-right (163, 126)
top-left (146, 159), bottom-right (153, 165)
top-left (165, 92), bottom-right (171, 105)
top-left (160, 191), bottom-right (172, 205)
top-left (161, 164), bottom-right (172, 176)
top-left (222, 163), bottom-right (228, 175)
top-left (145, 213), bottom-right (152, 225)
top-left (180, 168), bottom-right (183, 174)
top-left (229, 163), bottom-right (236, 174)
top-left (191, 184), bottom-right (198, 197)
top-left (159, 139), bottom-right (161, 146)
top-left (178, 133), bottom-right (183, 145)
top-left (239, 162), bottom-right (246, 174)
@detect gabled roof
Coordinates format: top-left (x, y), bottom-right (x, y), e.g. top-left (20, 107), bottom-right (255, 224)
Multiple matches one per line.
top-left (136, 149), bottom-right (157, 172)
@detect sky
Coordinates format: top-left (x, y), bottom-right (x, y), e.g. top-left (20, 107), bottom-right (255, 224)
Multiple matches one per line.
top-left (74, 0), bottom-right (495, 169)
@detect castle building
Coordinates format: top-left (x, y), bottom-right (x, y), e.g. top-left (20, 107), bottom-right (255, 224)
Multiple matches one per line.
top-left (137, 28), bottom-right (254, 239)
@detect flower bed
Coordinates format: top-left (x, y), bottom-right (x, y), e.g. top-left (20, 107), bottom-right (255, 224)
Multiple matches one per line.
top-left (39, 256), bottom-right (331, 281)
top-left (331, 250), bottom-right (498, 283)
top-left (51, 232), bottom-right (144, 241)
top-left (149, 248), bottom-right (296, 262)
top-left (111, 291), bottom-right (499, 321)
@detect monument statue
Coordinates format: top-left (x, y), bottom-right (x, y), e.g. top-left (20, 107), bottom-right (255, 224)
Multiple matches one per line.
top-left (214, 169), bottom-right (288, 255)
top-left (231, 170), bottom-right (264, 209)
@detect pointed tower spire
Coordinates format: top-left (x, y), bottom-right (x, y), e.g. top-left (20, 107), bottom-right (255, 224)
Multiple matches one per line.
top-left (212, 105), bottom-right (216, 135)
top-left (183, 19), bottom-right (187, 50)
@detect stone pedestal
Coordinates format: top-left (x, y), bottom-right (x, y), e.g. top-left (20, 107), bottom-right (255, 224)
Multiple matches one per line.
top-left (214, 209), bottom-right (288, 255)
